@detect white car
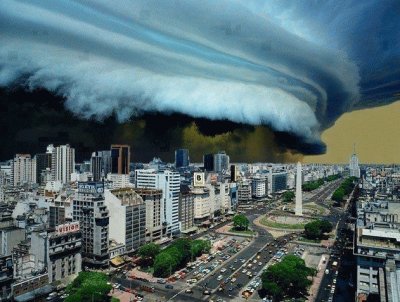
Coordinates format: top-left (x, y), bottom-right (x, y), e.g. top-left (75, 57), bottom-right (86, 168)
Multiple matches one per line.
top-left (220, 268), bottom-right (227, 273)
top-left (241, 269), bottom-right (247, 274)
top-left (217, 275), bottom-right (223, 281)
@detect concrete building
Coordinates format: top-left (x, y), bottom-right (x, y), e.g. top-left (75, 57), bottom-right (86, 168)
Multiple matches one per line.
top-left (179, 185), bottom-right (194, 232)
top-left (0, 227), bottom-right (25, 256)
top-left (238, 181), bottom-right (252, 202)
top-left (0, 255), bottom-right (13, 301)
top-left (48, 206), bottom-right (65, 229)
top-left (106, 173), bottom-right (132, 189)
top-left (72, 182), bottom-right (109, 269)
top-left (192, 187), bottom-right (211, 224)
top-left (91, 151), bottom-right (112, 181)
top-left (11, 154), bottom-right (36, 186)
top-left (355, 199), bottom-right (400, 301)
top-left (104, 188), bottom-right (146, 253)
top-left (135, 169), bottom-right (180, 235)
top-left (134, 189), bottom-right (163, 242)
top-left (30, 223), bottom-right (82, 283)
top-left (251, 176), bottom-right (267, 198)
top-left (111, 145), bottom-right (130, 175)
top-left (51, 144), bottom-right (75, 184)
top-left (34, 152), bottom-right (51, 185)
top-left (295, 162), bottom-right (303, 216)
top-left (175, 149), bottom-right (189, 168)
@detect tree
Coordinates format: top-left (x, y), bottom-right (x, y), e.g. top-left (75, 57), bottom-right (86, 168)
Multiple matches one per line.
top-left (154, 252), bottom-right (176, 277)
top-left (332, 187), bottom-right (345, 202)
top-left (65, 272), bottom-right (112, 302)
top-left (233, 214), bottom-right (249, 231)
top-left (138, 243), bottom-right (160, 262)
top-left (261, 255), bottom-right (314, 300)
top-left (282, 191), bottom-right (295, 202)
top-left (304, 220), bottom-right (333, 239)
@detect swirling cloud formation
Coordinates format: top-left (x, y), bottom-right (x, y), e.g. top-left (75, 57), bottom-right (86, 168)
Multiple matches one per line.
top-left (0, 0), bottom-right (398, 154)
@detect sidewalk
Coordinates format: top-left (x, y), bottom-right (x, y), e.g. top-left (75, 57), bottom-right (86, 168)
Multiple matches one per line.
top-left (307, 254), bottom-right (329, 302)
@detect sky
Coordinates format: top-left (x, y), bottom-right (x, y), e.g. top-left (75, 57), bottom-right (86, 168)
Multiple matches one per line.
top-left (305, 101), bottom-right (400, 164)
top-left (0, 1), bottom-right (399, 162)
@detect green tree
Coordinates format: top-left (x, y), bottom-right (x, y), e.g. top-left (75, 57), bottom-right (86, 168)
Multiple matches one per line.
top-left (261, 255), bottom-right (314, 300)
top-left (153, 252), bottom-right (177, 277)
top-left (304, 220), bottom-right (333, 239)
top-left (65, 272), bottom-right (112, 302)
top-left (282, 191), bottom-right (295, 202)
top-left (233, 214), bottom-right (249, 231)
top-left (332, 187), bottom-right (345, 202)
top-left (138, 243), bottom-right (160, 262)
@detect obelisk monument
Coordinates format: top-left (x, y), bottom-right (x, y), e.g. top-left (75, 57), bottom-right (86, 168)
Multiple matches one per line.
top-left (295, 162), bottom-right (303, 216)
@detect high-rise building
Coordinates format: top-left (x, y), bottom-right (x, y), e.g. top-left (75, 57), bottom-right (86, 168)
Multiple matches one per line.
top-left (135, 169), bottom-right (181, 235)
top-left (134, 188), bottom-right (163, 242)
top-left (51, 144), bottom-right (75, 184)
top-left (251, 176), bottom-right (267, 198)
top-left (91, 151), bottom-right (112, 181)
top-left (48, 206), bottom-right (65, 229)
top-left (179, 185), bottom-right (194, 231)
top-left (230, 165), bottom-right (238, 182)
top-left (105, 188), bottom-right (146, 253)
top-left (34, 153), bottom-right (51, 185)
top-left (203, 154), bottom-right (214, 171)
top-left (350, 145), bottom-right (361, 178)
top-left (175, 149), bottom-right (189, 168)
top-left (11, 154), bottom-right (36, 186)
top-left (72, 182), bottom-right (109, 269)
top-left (268, 172), bottom-right (288, 194)
top-left (111, 145), bottom-right (130, 175)
top-left (214, 151), bottom-right (230, 173)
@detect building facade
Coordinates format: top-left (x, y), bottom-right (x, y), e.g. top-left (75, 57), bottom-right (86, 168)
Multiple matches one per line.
top-left (72, 182), bottom-right (109, 269)
top-left (179, 185), bottom-right (194, 231)
top-left (51, 144), bottom-right (75, 184)
top-left (111, 145), bottom-right (130, 175)
top-left (11, 154), bottom-right (36, 186)
top-left (175, 149), bottom-right (189, 168)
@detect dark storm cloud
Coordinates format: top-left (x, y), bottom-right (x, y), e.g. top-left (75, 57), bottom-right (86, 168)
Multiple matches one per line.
top-left (0, 0), bottom-right (398, 155)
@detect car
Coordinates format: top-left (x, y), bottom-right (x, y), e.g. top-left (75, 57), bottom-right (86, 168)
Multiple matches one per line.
top-left (157, 279), bottom-right (166, 284)
top-left (242, 269), bottom-right (247, 274)
top-left (217, 275), bottom-right (223, 281)
top-left (228, 286), bottom-right (234, 291)
top-left (221, 268), bottom-right (227, 273)
top-left (258, 262), bottom-right (263, 266)
top-left (231, 278), bottom-right (237, 283)
top-left (185, 289), bottom-right (193, 293)
top-left (203, 290), bottom-right (211, 295)
top-left (253, 260), bottom-right (257, 264)
top-left (165, 284), bottom-right (174, 289)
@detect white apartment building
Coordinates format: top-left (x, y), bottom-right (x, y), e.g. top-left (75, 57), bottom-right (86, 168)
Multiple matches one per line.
top-left (11, 154), bottom-right (36, 186)
top-left (51, 145), bottom-right (75, 184)
top-left (192, 187), bottom-right (211, 223)
top-left (106, 173), bottom-right (132, 189)
top-left (251, 176), bottom-right (267, 198)
top-left (135, 169), bottom-right (180, 235)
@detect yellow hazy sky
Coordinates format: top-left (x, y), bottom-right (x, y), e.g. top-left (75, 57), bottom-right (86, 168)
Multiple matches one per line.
top-left (305, 101), bottom-right (400, 164)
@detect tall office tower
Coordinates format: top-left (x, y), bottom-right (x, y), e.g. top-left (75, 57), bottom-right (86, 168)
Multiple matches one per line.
top-left (135, 169), bottom-right (181, 235)
top-left (268, 172), bottom-right (288, 194)
top-left (179, 185), bottom-right (194, 231)
top-left (175, 149), bottom-right (189, 168)
top-left (203, 154), bottom-right (214, 171)
top-left (48, 205), bottom-right (65, 229)
top-left (90, 153), bottom-right (102, 182)
top-left (34, 152), bottom-right (51, 185)
top-left (251, 175), bottom-right (267, 198)
top-left (230, 165), bottom-right (238, 182)
top-left (11, 154), bottom-right (36, 186)
top-left (72, 182), bottom-right (109, 269)
top-left (111, 145), bottom-right (130, 175)
top-left (51, 144), bottom-right (75, 184)
top-left (349, 145), bottom-right (361, 178)
top-left (295, 162), bottom-right (303, 216)
top-left (213, 151), bottom-right (230, 173)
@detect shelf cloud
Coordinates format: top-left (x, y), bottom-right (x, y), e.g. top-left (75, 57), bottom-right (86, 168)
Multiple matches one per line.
top-left (0, 0), bottom-right (399, 155)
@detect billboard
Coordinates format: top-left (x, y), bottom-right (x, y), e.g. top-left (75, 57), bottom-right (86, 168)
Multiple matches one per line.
top-left (55, 222), bottom-right (80, 235)
top-left (193, 172), bottom-right (205, 187)
top-left (78, 182), bottom-right (104, 194)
